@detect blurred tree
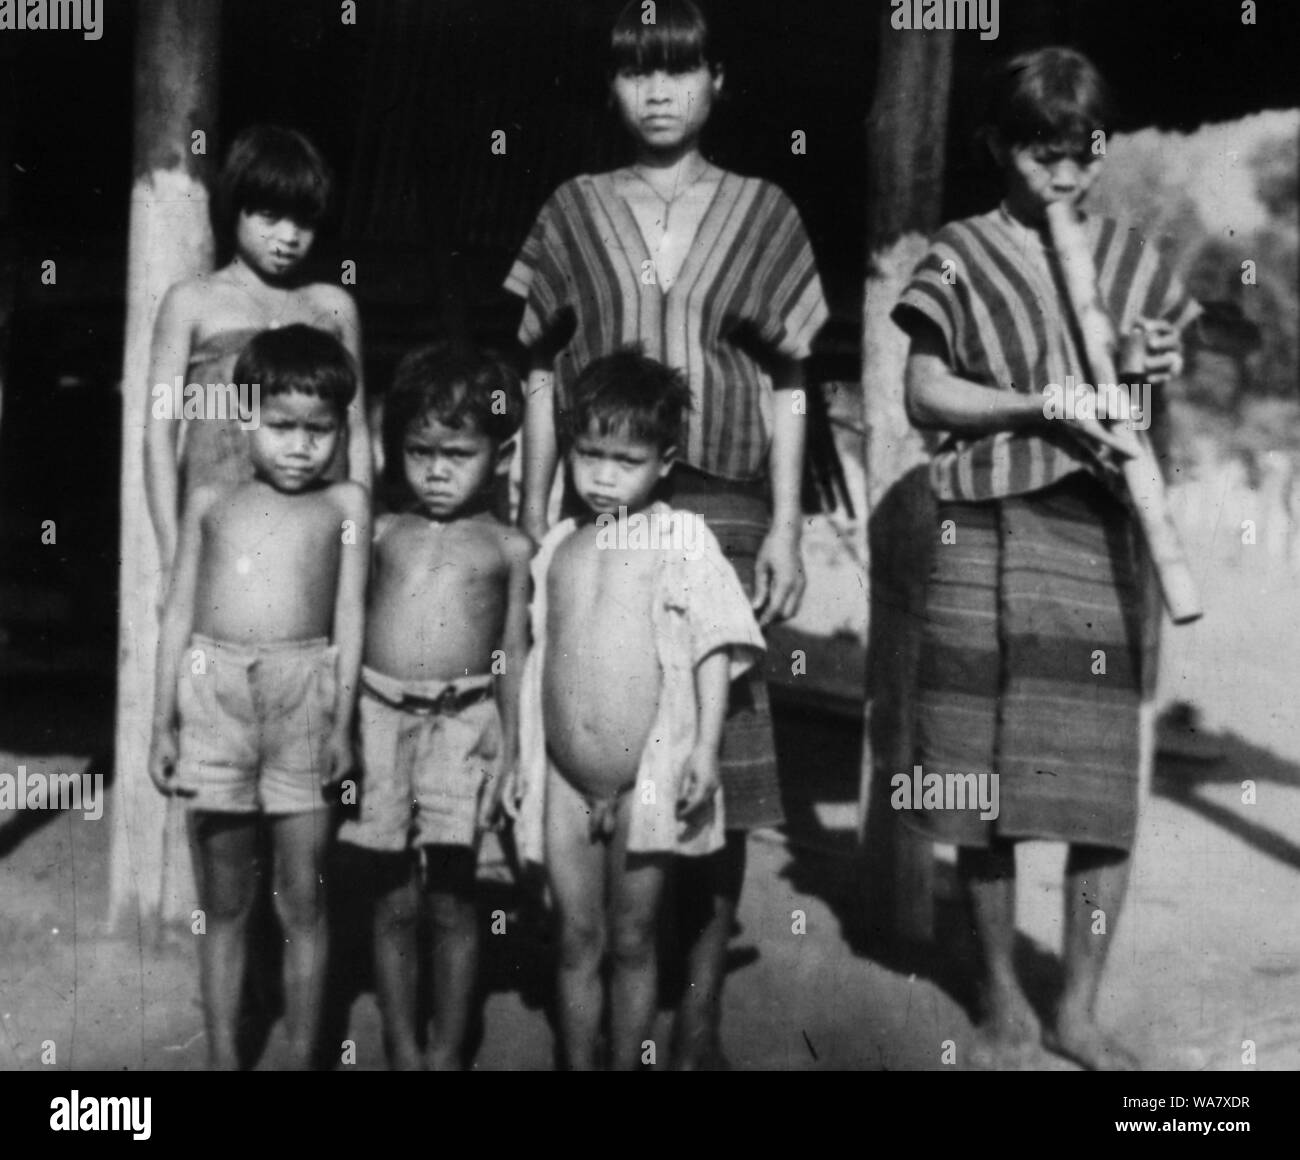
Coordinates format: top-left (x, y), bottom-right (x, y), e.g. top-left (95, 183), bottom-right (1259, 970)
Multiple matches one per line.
top-left (1252, 130), bottom-right (1298, 221)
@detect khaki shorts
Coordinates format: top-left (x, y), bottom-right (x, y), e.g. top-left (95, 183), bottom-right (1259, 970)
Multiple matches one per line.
top-left (338, 667), bottom-right (502, 853)
top-left (175, 634), bottom-right (338, 814)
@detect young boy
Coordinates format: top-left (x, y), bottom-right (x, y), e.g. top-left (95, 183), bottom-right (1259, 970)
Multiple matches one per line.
top-left (337, 343), bottom-right (531, 1071)
top-left (149, 325), bottom-right (370, 1070)
top-left (512, 348), bottom-right (766, 1070)
top-left (894, 48), bottom-right (1199, 1070)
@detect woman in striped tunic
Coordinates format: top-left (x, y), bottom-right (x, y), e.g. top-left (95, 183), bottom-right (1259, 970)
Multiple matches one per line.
top-left (894, 48), bottom-right (1199, 1070)
top-left (505, 0), bottom-right (827, 1068)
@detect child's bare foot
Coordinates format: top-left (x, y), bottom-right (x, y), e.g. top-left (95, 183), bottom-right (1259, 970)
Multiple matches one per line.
top-left (671, 1015), bottom-right (732, 1071)
top-left (968, 1031), bottom-right (1038, 1070)
top-left (968, 1019), bottom-right (1041, 1070)
top-left (1044, 1016), bottom-right (1142, 1071)
top-left (424, 1044), bottom-right (463, 1071)
top-left (380, 1028), bottom-right (424, 1071)
top-left (672, 1036), bottom-right (731, 1071)
top-left (987, 976), bottom-right (1040, 1043)
top-left (968, 980), bottom-right (1040, 1069)
top-left (386, 1045), bottom-right (424, 1071)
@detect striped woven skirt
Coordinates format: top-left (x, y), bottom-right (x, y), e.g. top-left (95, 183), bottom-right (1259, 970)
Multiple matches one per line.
top-left (909, 473), bottom-right (1149, 851)
top-left (667, 466), bottom-right (785, 832)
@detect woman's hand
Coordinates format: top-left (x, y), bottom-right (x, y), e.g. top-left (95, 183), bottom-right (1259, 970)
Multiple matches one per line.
top-left (752, 526), bottom-right (805, 627)
top-left (1052, 377), bottom-right (1139, 457)
top-left (1134, 317), bottom-right (1185, 384)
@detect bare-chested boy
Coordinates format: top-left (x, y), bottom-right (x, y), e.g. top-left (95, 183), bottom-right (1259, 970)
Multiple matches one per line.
top-left (512, 348), bottom-right (765, 1070)
top-left (149, 325), bottom-right (369, 1070)
top-left (337, 344), bottom-right (530, 1070)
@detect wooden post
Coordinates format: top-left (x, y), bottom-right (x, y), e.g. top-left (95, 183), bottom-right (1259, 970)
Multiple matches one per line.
top-left (857, 22), bottom-right (956, 946)
top-left (0, 37), bottom-right (16, 449)
top-left (108, 0), bottom-right (221, 935)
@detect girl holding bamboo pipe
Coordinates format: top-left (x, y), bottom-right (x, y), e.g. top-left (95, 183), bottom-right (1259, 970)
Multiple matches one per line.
top-left (894, 47), bottom-right (1199, 1071)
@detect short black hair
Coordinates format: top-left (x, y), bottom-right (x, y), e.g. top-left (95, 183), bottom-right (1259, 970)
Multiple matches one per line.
top-left (214, 124), bottom-right (334, 241)
top-left (382, 342), bottom-right (523, 497)
top-left (563, 347), bottom-right (691, 453)
top-left (982, 47), bottom-right (1111, 153)
top-left (232, 325), bottom-right (357, 417)
top-left (610, 0), bottom-right (715, 76)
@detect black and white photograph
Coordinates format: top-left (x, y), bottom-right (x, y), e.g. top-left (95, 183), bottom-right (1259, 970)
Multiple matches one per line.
top-left (1, 0), bottom-right (1298, 1107)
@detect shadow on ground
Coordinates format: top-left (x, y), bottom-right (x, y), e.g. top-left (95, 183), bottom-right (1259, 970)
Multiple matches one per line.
top-left (1154, 731), bottom-right (1300, 872)
top-left (772, 701), bottom-right (1300, 1045)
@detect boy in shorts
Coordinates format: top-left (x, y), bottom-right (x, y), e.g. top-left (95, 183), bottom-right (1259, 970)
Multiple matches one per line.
top-left (149, 325), bottom-right (369, 1069)
top-left (511, 348), bottom-right (766, 1070)
top-left (337, 344), bottom-right (530, 1070)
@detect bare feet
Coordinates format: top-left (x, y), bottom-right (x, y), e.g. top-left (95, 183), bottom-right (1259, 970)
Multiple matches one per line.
top-left (671, 1024), bottom-right (731, 1071)
top-left (1044, 1015), bottom-right (1142, 1071)
top-left (968, 1031), bottom-right (1039, 1070)
top-left (673, 1041), bottom-right (731, 1071)
top-left (383, 1035), bottom-right (424, 1072)
top-left (967, 979), bottom-right (1041, 1070)
top-left (387, 1048), bottom-right (423, 1071)
top-left (424, 1044), bottom-right (463, 1071)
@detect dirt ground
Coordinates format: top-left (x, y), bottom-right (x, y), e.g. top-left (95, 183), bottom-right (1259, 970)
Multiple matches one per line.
top-left (2, 549), bottom-right (1298, 1071)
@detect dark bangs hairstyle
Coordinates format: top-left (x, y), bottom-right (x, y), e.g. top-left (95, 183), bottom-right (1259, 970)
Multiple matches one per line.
top-left (214, 124), bottom-right (335, 245)
top-left (232, 324), bottom-right (357, 417)
top-left (981, 47), bottom-right (1112, 155)
top-left (563, 347), bottom-right (692, 454)
top-left (381, 342), bottom-right (523, 503)
top-left (609, 0), bottom-right (716, 76)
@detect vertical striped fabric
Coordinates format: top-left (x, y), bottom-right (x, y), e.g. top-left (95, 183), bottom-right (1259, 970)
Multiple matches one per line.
top-left (668, 468), bottom-right (783, 832)
top-left (505, 171), bottom-right (829, 481)
top-left (909, 475), bottom-right (1144, 850)
top-left (892, 207), bottom-right (1200, 502)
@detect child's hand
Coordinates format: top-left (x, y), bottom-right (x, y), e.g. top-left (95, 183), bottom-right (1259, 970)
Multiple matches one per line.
top-left (477, 768), bottom-right (506, 832)
top-left (322, 726), bottom-right (355, 787)
top-left (753, 527), bottom-right (805, 627)
top-left (147, 727), bottom-right (189, 797)
top-left (500, 764), bottom-right (524, 821)
top-left (677, 746), bottom-right (721, 822)
top-left (479, 762), bottom-right (523, 831)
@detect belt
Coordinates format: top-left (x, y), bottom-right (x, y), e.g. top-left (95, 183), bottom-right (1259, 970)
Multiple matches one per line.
top-left (363, 675), bottom-right (494, 716)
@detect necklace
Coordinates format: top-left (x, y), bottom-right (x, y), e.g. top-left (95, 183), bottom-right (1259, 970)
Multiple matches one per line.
top-left (629, 159), bottom-right (713, 207)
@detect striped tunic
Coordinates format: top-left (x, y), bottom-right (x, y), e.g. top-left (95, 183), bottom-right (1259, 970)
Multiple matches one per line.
top-left (505, 171), bottom-right (828, 481)
top-left (892, 207), bottom-right (1200, 502)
